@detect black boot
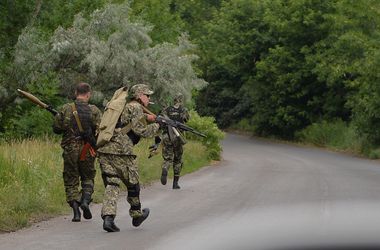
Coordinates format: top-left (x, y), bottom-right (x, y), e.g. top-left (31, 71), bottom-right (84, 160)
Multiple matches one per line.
top-left (103, 215), bottom-right (120, 232)
top-left (173, 176), bottom-right (180, 189)
top-left (132, 208), bottom-right (150, 227)
top-left (70, 201), bottom-right (81, 222)
top-left (160, 168), bottom-right (168, 185)
top-left (80, 192), bottom-right (92, 220)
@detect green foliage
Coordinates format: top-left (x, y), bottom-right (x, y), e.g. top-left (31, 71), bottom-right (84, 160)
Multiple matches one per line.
top-left (1, 72), bottom-right (65, 139)
top-left (171, 0), bottom-right (222, 42)
top-left (296, 119), bottom-right (362, 153)
top-left (130, 0), bottom-right (185, 44)
top-left (186, 110), bottom-right (224, 160)
top-left (195, 0), bottom-right (380, 145)
top-left (13, 2), bottom-right (206, 108)
top-left (196, 0), bottom-right (268, 128)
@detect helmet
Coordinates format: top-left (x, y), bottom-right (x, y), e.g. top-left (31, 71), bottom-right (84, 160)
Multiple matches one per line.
top-left (129, 84), bottom-right (154, 99)
top-left (174, 92), bottom-right (184, 104)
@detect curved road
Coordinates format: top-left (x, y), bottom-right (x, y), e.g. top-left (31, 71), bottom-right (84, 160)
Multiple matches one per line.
top-left (2, 133), bottom-right (380, 249)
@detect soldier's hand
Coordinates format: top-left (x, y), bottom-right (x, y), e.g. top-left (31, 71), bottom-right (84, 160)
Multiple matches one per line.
top-left (148, 144), bottom-right (159, 158)
top-left (146, 114), bottom-right (156, 122)
top-left (155, 116), bottom-right (166, 128)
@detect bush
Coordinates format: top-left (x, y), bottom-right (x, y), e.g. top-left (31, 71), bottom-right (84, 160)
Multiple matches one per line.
top-left (1, 72), bottom-right (65, 139)
top-left (296, 119), bottom-right (361, 153)
top-left (185, 110), bottom-right (225, 160)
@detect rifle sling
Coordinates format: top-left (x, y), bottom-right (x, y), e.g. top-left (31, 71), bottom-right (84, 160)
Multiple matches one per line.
top-left (71, 103), bottom-right (96, 159)
top-left (71, 103), bottom-right (84, 133)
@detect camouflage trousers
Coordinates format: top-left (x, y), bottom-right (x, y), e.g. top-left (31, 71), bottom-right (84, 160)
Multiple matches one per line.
top-left (161, 134), bottom-right (184, 177)
top-left (98, 153), bottom-right (143, 219)
top-left (62, 143), bottom-right (96, 203)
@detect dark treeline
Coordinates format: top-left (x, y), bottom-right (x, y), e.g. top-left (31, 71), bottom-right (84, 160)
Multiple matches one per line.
top-left (195, 0), bottom-right (380, 152)
top-left (1, 0), bottom-right (380, 153)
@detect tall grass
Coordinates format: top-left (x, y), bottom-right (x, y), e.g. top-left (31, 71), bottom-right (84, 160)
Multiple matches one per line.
top-left (0, 138), bottom-right (65, 232)
top-left (0, 138), bottom-right (210, 232)
top-left (295, 119), bottom-right (363, 154)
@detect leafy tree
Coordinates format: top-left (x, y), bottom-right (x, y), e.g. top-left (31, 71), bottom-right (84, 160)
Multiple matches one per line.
top-left (195, 0), bottom-right (272, 128)
top-left (308, 0), bottom-right (380, 144)
top-left (13, 2), bottom-right (206, 107)
top-left (195, 0), bottom-right (380, 141)
top-left (129, 0), bottom-right (185, 44)
top-left (0, 0), bottom-right (124, 133)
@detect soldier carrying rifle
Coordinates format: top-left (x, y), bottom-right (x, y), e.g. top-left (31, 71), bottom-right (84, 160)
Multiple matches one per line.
top-left (52, 82), bottom-right (102, 222)
top-left (18, 82), bottom-right (102, 223)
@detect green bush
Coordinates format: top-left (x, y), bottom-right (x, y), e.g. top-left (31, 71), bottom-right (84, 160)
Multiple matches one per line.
top-left (230, 118), bottom-right (256, 133)
top-left (186, 110), bottom-right (225, 160)
top-left (1, 72), bottom-right (65, 139)
top-left (296, 119), bottom-right (361, 153)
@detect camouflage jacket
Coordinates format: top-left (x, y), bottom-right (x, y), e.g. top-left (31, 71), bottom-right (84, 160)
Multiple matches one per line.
top-left (97, 101), bottom-right (160, 156)
top-left (53, 100), bottom-right (102, 149)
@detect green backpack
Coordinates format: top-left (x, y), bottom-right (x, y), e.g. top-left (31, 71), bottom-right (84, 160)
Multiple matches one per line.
top-left (96, 87), bottom-right (128, 147)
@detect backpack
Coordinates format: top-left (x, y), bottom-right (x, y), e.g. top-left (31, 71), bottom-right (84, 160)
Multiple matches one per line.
top-left (96, 87), bottom-right (128, 147)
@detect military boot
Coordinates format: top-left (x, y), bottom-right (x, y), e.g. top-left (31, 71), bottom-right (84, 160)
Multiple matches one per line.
top-left (160, 168), bottom-right (168, 185)
top-left (80, 192), bottom-right (92, 220)
top-left (132, 208), bottom-right (150, 227)
top-left (103, 215), bottom-right (120, 232)
top-left (173, 176), bottom-right (180, 189)
top-left (70, 201), bottom-right (81, 222)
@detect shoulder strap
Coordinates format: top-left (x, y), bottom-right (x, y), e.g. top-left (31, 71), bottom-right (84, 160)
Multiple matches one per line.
top-left (71, 103), bottom-right (84, 133)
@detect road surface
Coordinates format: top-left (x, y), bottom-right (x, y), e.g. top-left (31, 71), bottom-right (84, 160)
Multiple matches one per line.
top-left (2, 133), bottom-right (380, 249)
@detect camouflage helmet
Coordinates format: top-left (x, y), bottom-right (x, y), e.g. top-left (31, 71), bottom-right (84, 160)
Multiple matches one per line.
top-left (174, 92), bottom-right (184, 104)
top-left (129, 84), bottom-right (154, 99)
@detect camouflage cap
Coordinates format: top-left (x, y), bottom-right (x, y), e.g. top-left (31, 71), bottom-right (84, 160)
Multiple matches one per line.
top-left (129, 84), bottom-right (154, 98)
top-left (174, 92), bottom-right (184, 104)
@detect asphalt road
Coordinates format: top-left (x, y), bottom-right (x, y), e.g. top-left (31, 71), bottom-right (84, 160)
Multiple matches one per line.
top-left (2, 133), bottom-right (380, 250)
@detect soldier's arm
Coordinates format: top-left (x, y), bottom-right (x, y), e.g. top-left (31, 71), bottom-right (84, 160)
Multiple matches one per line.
top-left (91, 105), bottom-right (102, 136)
top-left (52, 104), bottom-right (69, 134)
top-left (182, 107), bottom-right (190, 123)
top-left (126, 104), bottom-right (159, 138)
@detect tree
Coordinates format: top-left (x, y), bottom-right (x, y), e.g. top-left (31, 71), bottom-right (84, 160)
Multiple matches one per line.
top-left (129, 0), bottom-right (185, 44)
top-left (13, 2), bottom-right (206, 107)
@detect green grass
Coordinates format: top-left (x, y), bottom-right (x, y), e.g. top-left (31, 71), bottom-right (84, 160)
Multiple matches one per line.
top-left (0, 138), bottom-right (211, 232)
top-left (295, 119), bottom-right (365, 155)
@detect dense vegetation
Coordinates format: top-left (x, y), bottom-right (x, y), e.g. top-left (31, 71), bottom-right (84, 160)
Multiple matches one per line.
top-left (1, 0), bottom-right (380, 155)
top-left (194, 0), bottom-right (380, 155)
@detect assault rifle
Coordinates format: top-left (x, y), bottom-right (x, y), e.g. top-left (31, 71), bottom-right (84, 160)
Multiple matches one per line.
top-left (155, 115), bottom-right (206, 138)
top-left (141, 105), bottom-right (206, 158)
top-left (17, 89), bottom-right (58, 115)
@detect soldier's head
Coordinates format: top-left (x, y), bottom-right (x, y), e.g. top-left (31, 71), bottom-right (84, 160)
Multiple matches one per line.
top-left (130, 84), bottom-right (154, 107)
top-left (75, 82), bottom-right (91, 102)
top-left (174, 92), bottom-right (184, 106)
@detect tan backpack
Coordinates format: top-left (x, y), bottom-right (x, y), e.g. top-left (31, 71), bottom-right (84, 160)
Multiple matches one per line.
top-left (96, 87), bottom-right (128, 147)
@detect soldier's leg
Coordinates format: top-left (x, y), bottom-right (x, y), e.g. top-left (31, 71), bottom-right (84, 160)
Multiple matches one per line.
top-left (99, 154), bottom-right (121, 232)
top-left (161, 135), bottom-right (174, 185)
top-left (172, 142), bottom-right (184, 190)
top-left (122, 156), bottom-right (149, 227)
top-left (78, 154), bottom-right (96, 219)
top-left (62, 147), bottom-right (81, 222)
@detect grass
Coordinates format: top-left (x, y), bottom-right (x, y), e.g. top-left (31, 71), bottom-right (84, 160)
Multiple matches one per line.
top-left (0, 138), bottom-right (211, 232)
top-left (295, 120), bottom-right (363, 155)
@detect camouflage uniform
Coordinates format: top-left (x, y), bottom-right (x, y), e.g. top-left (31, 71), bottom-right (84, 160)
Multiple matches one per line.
top-left (97, 87), bottom-right (159, 219)
top-left (161, 93), bottom-right (190, 186)
top-left (53, 100), bottom-right (102, 204)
